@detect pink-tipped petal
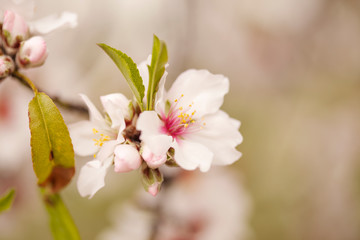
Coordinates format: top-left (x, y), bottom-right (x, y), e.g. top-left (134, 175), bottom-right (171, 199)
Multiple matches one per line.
top-left (16, 36), bottom-right (48, 68)
top-left (114, 144), bottom-right (141, 173)
top-left (2, 10), bottom-right (29, 50)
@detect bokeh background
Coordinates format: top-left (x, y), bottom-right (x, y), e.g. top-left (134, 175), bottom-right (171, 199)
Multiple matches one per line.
top-left (1, 0), bottom-right (360, 239)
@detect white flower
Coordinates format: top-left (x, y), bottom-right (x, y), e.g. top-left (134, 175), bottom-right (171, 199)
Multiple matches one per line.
top-left (137, 69), bottom-right (242, 172)
top-left (69, 93), bottom-right (141, 198)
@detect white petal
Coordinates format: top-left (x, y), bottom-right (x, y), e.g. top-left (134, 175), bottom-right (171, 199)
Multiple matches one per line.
top-left (141, 145), bottom-right (167, 169)
top-left (79, 94), bottom-right (107, 128)
top-left (137, 55), bottom-right (151, 96)
top-left (142, 134), bottom-right (172, 156)
top-left (137, 111), bottom-right (172, 167)
top-left (68, 120), bottom-right (99, 157)
top-left (166, 69), bottom-right (229, 118)
top-left (96, 140), bottom-right (119, 162)
top-left (100, 93), bottom-right (129, 129)
top-left (173, 140), bottom-right (213, 172)
top-left (77, 158), bottom-right (112, 198)
top-left (154, 71), bottom-right (168, 113)
top-left (187, 111), bottom-right (243, 166)
top-left (29, 11), bottom-right (77, 35)
top-left (138, 55), bottom-right (168, 107)
top-left (137, 111), bottom-right (163, 136)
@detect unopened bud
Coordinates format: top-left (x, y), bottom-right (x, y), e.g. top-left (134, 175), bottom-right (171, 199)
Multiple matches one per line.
top-left (2, 10), bottom-right (29, 52)
top-left (141, 164), bottom-right (163, 196)
top-left (113, 144), bottom-right (142, 173)
top-left (16, 36), bottom-right (48, 68)
top-left (141, 145), bottom-right (167, 169)
top-left (0, 55), bottom-right (15, 79)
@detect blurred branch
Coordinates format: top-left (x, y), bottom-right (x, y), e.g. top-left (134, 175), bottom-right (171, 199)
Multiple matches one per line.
top-left (12, 71), bottom-right (89, 115)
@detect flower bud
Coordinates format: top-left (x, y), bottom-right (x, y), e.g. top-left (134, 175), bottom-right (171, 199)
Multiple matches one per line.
top-left (141, 164), bottom-right (163, 196)
top-left (2, 10), bottom-right (29, 52)
top-left (16, 36), bottom-right (48, 68)
top-left (113, 144), bottom-right (142, 173)
top-left (141, 145), bottom-right (167, 169)
top-left (0, 55), bottom-right (15, 79)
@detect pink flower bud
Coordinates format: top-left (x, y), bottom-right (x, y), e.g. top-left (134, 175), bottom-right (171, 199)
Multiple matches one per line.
top-left (2, 10), bottom-right (29, 51)
top-left (16, 36), bottom-right (48, 68)
top-left (141, 165), bottom-right (163, 197)
top-left (148, 182), bottom-right (160, 197)
top-left (0, 55), bottom-right (15, 79)
top-left (113, 144), bottom-right (142, 173)
top-left (141, 145), bottom-right (167, 169)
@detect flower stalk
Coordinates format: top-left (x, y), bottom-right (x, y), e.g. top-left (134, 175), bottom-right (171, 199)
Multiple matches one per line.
top-left (41, 189), bottom-right (81, 240)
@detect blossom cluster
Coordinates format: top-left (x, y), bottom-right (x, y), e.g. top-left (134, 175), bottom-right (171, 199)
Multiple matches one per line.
top-left (0, 7), bottom-right (77, 80)
top-left (70, 55), bottom-right (243, 198)
top-left (0, 10), bottom-right (48, 79)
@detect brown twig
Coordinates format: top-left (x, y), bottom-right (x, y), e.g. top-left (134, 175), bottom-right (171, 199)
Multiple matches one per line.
top-left (12, 71), bottom-right (89, 115)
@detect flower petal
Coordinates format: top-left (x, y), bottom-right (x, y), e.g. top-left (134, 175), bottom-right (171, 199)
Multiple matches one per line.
top-left (137, 111), bottom-right (163, 136)
top-left (68, 120), bottom-right (99, 157)
top-left (141, 136), bottom-right (171, 169)
top-left (79, 94), bottom-right (107, 129)
top-left (166, 69), bottom-right (229, 118)
top-left (77, 158), bottom-right (112, 198)
top-left (137, 56), bottom-right (151, 96)
top-left (187, 111), bottom-right (243, 166)
top-left (100, 93), bottom-right (129, 129)
top-left (173, 140), bottom-right (213, 172)
top-left (114, 144), bottom-right (142, 173)
top-left (137, 55), bottom-right (168, 108)
top-left (137, 111), bottom-right (172, 167)
top-left (29, 11), bottom-right (77, 35)
top-left (96, 140), bottom-right (119, 162)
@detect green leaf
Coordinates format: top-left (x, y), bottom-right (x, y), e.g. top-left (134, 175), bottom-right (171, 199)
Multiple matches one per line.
top-left (0, 189), bottom-right (15, 214)
top-left (147, 35), bottom-right (168, 110)
top-left (98, 43), bottom-right (145, 110)
top-left (42, 191), bottom-right (80, 240)
top-left (28, 92), bottom-right (75, 192)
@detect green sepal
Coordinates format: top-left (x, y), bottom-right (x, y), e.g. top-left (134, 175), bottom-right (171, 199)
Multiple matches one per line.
top-left (146, 35), bottom-right (168, 110)
top-left (0, 189), bottom-right (15, 214)
top-left (28, 92), bottom-right (75, 192)
top-left (98, 43), bottom-right (145, 110)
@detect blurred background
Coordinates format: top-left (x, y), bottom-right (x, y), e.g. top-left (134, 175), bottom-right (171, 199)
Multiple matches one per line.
top-left (1, 0), bottom-right (360, 239)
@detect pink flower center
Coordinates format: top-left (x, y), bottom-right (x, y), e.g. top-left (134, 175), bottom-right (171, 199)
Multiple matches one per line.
top-left (159, 95), bottom-right (205, 140)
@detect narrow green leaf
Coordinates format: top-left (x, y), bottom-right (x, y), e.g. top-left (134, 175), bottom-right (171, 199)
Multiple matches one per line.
top-left (42, 191), bottom-right (80, 240)
top-left (28, 92), bottom-right (75, 192)
top-left (98, 43), bottom-right (145, 110)
top-left (0, 189), bottom-right (15, 214)
top-left (147, 35), bottom-right (168, 110)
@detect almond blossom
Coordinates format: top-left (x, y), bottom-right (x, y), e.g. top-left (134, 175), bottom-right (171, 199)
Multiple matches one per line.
top-left (69, 94), bottom-right (142, 198)
top-left (137, 69), bottom-right (243, 172)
